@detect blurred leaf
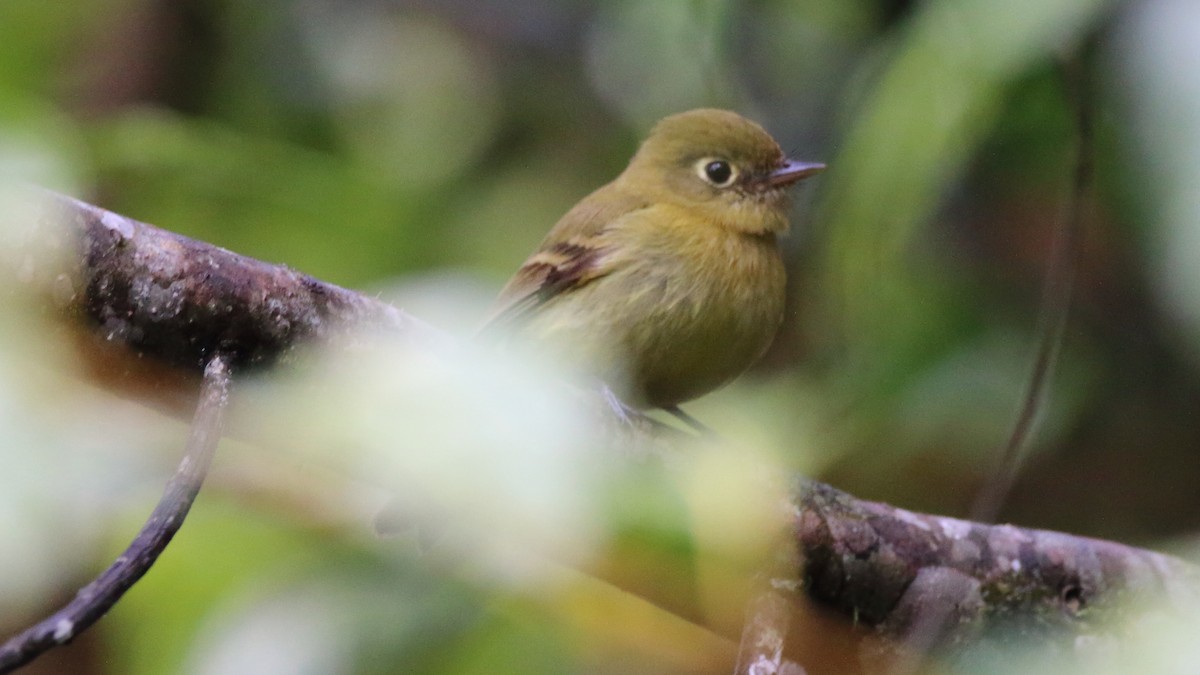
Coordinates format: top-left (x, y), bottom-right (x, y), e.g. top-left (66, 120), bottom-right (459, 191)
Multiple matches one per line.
top-left (0, 1), bottom-right (127, 93)
top-left (816, 0), bottom-right (1109, 355)
top-left (1117, 0), bottom-right (1200, 367)
top-left (308, 9), bottom-right (503, 190)
top-left (585, 0), bottom-right (740, 127)
top-left (103, 498), bottom-right (351, 675)
top-left (0, 95), bottom-right (89, 191)
top-left (89, 108), bottom-right (426, 285)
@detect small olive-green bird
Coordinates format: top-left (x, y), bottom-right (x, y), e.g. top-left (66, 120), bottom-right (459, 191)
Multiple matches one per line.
top-left (485, 108), bottom-right (824, 424)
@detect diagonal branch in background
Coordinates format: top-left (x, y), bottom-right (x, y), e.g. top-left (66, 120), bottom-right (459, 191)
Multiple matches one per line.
top-left (5, 191), bottom-right (1200, 671)
top-left (0, 356), bottom-right (231, 674)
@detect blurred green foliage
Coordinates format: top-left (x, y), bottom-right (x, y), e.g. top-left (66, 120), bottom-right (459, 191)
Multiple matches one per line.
top-left (4, 0), bottom-right (1200, 672)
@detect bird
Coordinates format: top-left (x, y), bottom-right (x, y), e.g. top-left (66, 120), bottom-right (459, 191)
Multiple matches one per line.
top-left (483, 108), bottom-right (824, 428)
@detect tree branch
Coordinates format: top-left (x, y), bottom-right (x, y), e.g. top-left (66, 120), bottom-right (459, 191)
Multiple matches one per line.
top-left (45, 192), bottom-right (439, 369)
top-left (5, 190), bottom-right (1199, 671)
top-left (0, 355), bottom-right (231, 673)
top-left (793, 480), bottom-right (1200, 665)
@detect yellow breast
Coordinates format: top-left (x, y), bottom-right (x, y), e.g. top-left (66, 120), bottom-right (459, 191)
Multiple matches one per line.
top-left (524, 204), bottom-right (786, 408)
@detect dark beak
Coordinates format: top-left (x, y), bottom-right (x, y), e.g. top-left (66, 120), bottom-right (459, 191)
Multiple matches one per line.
top-left (766, 159), bottom-right (826, 187)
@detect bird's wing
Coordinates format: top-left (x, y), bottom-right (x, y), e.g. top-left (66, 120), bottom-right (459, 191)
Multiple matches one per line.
top-left (481, 185), bottom-right (649, 333)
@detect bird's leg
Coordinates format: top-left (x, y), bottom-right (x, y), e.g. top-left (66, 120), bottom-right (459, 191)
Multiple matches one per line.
top-left (663, 405), bottom-right (715, 436)
top-left (601, 383), bottom-right (639, 424)
top-left (595, 384), bottom-right (691, 438)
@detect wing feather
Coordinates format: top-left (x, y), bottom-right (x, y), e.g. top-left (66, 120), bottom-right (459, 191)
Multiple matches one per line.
top-left (481, 183), bottom-right (649, 332)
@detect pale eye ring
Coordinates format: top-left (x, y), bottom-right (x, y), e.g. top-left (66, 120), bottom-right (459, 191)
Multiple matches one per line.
top-left (695, 158), bottom-right (737, 188)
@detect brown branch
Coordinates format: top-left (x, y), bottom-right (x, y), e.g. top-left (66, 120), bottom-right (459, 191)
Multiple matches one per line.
top-left (6, 190), bottom-right (1200, 671)
top-left (794, 481), bottom-right (1200, 667)
top-left (0, 355), bottom-right (231, 673)
top-left (65, 194), bottom-right (433, 366)
top-left (10, 189), bottom-right (446, 418)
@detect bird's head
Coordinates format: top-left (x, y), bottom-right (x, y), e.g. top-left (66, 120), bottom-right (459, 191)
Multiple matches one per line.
top-left (621, 108), bottom-right (824, 235)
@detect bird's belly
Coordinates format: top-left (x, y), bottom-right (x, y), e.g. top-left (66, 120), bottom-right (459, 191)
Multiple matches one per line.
top-left (628, 292), bottom-right (781, 407)
top-left (522, 239), bottom-right (785, 408)
top-left (616, 257), bottom-right (784, 407)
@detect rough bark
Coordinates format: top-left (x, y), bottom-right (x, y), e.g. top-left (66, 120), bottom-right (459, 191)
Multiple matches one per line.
top-left (792, 480), bottom-right (1200, 670)
top-left (47, 192), bottom-right (435, 367)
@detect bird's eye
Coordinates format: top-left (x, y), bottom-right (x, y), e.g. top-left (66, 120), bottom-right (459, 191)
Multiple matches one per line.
top-left (696, 159), bottom-right (737, 188)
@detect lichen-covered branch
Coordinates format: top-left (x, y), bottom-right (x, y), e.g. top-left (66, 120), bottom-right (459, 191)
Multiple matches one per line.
top-left (791, 480), bottom-right (1200, 667)
top-left (6, 190), bottom-right (1200, 671)
top-left (38, 191), bottom-right (439, 371)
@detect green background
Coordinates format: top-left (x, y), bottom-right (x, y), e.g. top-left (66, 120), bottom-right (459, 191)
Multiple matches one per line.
top-left (2, 0), bottom-right (1199, 673)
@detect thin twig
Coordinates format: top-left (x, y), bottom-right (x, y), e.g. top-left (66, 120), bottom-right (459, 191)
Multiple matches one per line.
top-left (969, 53), bottom-right (1092, 523)
top-left (0, 356), bottom-right (232, 673)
